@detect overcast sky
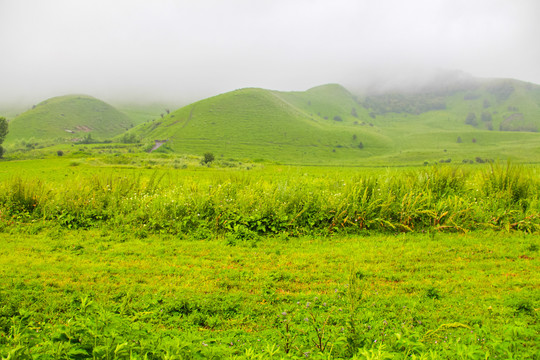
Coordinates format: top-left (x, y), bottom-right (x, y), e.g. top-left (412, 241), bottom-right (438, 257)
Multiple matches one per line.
top-left (1, 0), bottom-right (539, 106)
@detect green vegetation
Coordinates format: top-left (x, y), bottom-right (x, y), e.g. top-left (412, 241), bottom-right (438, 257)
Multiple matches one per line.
top-left (108, 79), bottom-right (540, 165)
top-left (120, 85), bottom-right (386, 165)
top-left (5, 95), bottom-right (133, 146)
top-left (0, 156), bottom-right (538, 359)
top-left (0, 148), bottom-right (538, 359)
top-left (1, 76), bottom-right (539, 358)
top-left (115, 103), bottom-right (175, 127)
top-left (1, 229), bottom-right (537, 359)
top-left (202, 152), bottom-right (215, 165)
top-left (3, 77), bottom-right (540, 165)
top-left (1, 159), bottom-right (539, 235)
top-left (0, 116), bottom-right (8, 158)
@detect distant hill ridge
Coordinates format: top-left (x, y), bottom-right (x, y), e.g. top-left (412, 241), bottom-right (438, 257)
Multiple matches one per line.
top-left (3, 75), bottom-right (540, 165)
top-left (120, 78), bottom-right (540, 164)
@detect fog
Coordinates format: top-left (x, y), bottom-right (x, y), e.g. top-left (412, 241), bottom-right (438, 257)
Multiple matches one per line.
top-left (1, 0), bottom-right (539, 107)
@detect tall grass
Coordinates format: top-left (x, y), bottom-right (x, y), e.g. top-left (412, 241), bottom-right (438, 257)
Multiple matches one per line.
top-left (0, 164), bottom-right (538, 235)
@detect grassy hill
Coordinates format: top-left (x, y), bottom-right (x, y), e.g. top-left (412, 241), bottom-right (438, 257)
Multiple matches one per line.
top-left (5, 95), bottom-right (134, 145)
top-left (124, 84), bottom-right (393, 163)
top-left (3, 77), bottom-right (540, 165)
top-left (122, 79), bottom-right (540, 165)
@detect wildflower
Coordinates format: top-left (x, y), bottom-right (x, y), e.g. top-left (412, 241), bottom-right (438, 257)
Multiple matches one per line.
top-left (281, 311), bottom-right (287, 316)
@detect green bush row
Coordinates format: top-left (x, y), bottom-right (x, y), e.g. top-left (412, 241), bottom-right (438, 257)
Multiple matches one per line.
top-left (1, 163), bottom-right (538, 235)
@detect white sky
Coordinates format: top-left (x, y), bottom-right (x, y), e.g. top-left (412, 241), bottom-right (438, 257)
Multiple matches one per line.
top-left (1, 0), bottom-right (539, 105)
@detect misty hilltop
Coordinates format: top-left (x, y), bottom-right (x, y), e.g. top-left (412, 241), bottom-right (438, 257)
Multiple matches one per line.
top-left (2, 73), bottom-right (540, 165)
top-left (116, 76), bottom-right (540, 164)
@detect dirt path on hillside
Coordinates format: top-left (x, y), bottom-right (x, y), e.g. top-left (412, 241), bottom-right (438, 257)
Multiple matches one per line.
top-left (149, 140), bottom-right (167, 152)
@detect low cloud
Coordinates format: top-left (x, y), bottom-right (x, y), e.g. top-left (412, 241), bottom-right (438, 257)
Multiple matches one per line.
top-left (1, 0), bottom-right (539, 106)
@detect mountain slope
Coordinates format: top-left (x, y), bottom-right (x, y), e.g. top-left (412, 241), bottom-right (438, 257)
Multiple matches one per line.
top-left (5, 95), bottom-right (133, 143)
top-left (121, 79), bottom-right (540, 164)
top-left (126, 84), bottom-right (391, 163)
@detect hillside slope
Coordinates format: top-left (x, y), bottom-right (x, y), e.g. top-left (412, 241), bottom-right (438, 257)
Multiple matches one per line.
top-left (123, 79), bottom-right (540, 164)
top-left (126, 84), bottom-right (392, 163)
top-left (5, 95), bottom-right (133, 144)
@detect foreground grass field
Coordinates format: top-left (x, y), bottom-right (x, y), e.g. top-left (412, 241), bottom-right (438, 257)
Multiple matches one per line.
top-left (0, 158), bottom-right (538, 358)
top-left (0, 229), bottom-right (538, 359)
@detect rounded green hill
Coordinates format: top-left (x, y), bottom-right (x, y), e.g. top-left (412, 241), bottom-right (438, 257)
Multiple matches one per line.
top-left (5, 95), bottom-right (133, 144)
top-left (126, 84), bottom-right (390, 163)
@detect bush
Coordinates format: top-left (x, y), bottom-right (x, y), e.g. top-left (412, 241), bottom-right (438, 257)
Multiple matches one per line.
top-left (481, 112), bottom-right (492, 122)
top-left (202, 152), bottom-right (215, 164)
top-left (57, 150), bottom-right (64, 156)
top-left (465, 112), bottom-right (477, 127)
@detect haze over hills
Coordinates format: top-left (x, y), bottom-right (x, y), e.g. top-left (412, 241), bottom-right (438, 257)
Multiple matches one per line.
top-left (2, 73), bottom-right (540, 165)
top-left (121, 76), bottom-right (540, 164)
top-left (4, 95), bottom-right (134, 145)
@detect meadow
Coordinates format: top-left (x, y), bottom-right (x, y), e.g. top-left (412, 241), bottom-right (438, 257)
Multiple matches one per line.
top-left (0, 155), bottom-right (538, 359)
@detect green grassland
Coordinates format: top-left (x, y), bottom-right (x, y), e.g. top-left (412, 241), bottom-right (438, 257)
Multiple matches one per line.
top-left (118, 79), bottom-right (540, 165)
top-left (1, 77), bottom-right (539, 358)
top-left (0, 155), bottom-right (538, 358)
top-left (2, 77), bottom-right (540, 166)
top-left (5, 95), bottom-right (134, 145)
top-left (114, 103), bottom-right (176, 127)
top-left (0, 229), bottom-right (537, 359)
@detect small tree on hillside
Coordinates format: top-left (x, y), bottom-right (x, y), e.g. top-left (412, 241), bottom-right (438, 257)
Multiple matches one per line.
top-left (202, 152), bottom-right (215, 165)
top-left (465, 112), bottom-right (478, 127)
top-left (0, 117), bottom-right (8, 158)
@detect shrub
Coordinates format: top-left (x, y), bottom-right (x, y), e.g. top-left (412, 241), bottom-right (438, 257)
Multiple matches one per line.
top-left (465, 112), bottom-right (477, 126)
top-left (57, 150), bottom-right (64, 156)
top-left (202, 152), bottom-right (215, 164)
